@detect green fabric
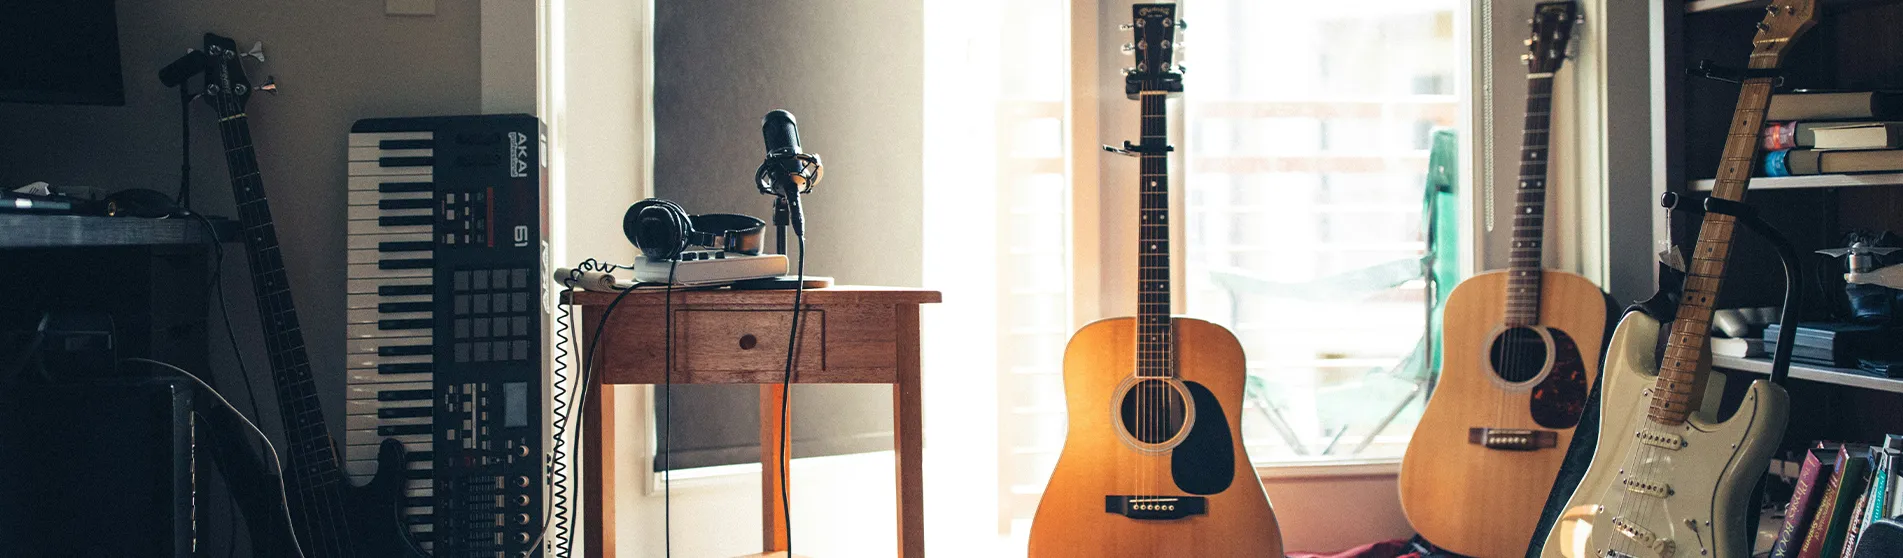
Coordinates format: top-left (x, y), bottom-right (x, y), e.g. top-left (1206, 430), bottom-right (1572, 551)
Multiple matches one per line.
top-left (1423, 128), bottom-right (1460, 375)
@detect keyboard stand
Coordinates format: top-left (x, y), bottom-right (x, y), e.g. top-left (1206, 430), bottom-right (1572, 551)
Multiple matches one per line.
top-left (566, 286), bottom-right (940, 558)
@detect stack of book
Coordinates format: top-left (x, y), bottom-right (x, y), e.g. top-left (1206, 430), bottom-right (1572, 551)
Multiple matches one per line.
top-left (1768, 436), bottom-right (1903, 558)
top-left (1760, 92), bottom-right (1903, 176)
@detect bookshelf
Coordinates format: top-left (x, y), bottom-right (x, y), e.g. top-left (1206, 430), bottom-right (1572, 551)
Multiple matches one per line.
top-left (1690, 172), bottom-right (1903, 191)
top-left (1713, 355), bottom-right (1903, 394)
top-left (1653, 0), bottom-right (1903, 452)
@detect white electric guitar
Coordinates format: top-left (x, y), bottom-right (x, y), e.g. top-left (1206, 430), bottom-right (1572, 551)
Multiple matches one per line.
top-left (1537, 1), bottom-right (1818, 557)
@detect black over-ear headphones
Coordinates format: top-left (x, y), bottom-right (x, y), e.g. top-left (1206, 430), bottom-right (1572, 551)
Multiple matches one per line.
top-left (623, 198), bottom-right (767, 261)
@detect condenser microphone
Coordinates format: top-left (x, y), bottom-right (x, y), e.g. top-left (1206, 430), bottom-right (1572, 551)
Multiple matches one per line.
top-left (756, 110), bottom-right (822, 237)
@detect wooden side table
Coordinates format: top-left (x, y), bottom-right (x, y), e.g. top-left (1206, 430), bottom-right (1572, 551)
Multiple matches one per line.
top-left (567, 286), bottom-right (941, 558)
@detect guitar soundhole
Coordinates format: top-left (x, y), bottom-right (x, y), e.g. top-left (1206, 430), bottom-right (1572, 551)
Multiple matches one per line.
top-left (1119, 379), bottom-right (1187, 444)
top-left (1489, 326), bottom-right (1549, 383)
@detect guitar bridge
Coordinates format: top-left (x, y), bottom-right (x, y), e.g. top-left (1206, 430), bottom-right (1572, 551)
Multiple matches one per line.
top-left (1468, 427), bottom-right (1558, 451)
top-left (1105, 495), bottom-right (1207, 520)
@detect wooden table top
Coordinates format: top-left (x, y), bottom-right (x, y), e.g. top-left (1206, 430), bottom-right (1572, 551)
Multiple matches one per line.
top-left (563, 285), bottom-right (942, 307)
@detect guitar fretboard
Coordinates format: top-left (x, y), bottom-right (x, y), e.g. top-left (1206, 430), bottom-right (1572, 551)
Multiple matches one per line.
top-left (1137, 91), bottom-right (1173, 379)
top-left (1505, 75), bottom-right (1555, 326)
top-left (1649, 77), bottom-right (1777, 426)
top-left (211, 97), bottom-right (353, 554)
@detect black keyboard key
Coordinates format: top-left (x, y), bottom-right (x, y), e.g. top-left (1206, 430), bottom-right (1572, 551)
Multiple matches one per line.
top-left (377, 389), bottom-right (433, 401)
top-left (378, 302), bottom-right (434, 313)
top-left (378, 284), bottom-right (433, 297)
top-left (379, 182), bottom-right (434, 193)
top-left (405, 451), bottom-right (433, 462)
top-left (379, 215), bottom-right (433, 227)
top-left (378, 362), bottom-right (433, 375)
top-left (378, 406), bottom-right (433, 419)
top-left (379, 318), bottom-right (433, 330)
top-left (379, 424), bottom-right (433, 436)
top-left (379, 198), bottom-right (435, 210)
top-left (380, 156), bottom-right (434, 167)
top-left (379, 241), bottom-right (434, 253)
top-left (379, 139), bottom-right (435, 150)
top-left (379, 258), bottom-right (434, 270)
top-left (378, 344), bottom-right (432, 357)
top-left (402, 497), bottom-right (433, 508)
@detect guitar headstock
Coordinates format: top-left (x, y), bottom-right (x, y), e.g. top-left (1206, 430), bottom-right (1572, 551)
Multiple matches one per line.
top-left (1124, 3), bottom-right (1184, 98)
top-left (200, 33), bottom-right (257, 116)
top-left (1523, 1), bottom-right (1578, 74)
top-left (1749, 0), bottom-right (1819, 69)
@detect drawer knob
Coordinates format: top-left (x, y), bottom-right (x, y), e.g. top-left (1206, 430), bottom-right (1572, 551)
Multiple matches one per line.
top-left (739, 334), bottom-right (758, 350)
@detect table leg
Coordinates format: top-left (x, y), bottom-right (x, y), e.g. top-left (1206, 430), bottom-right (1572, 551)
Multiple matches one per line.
top-left (894, 304), bottom-right (925, 557)
top-left (761, 384), bottom-right (791, 553)
top-left (583, 309), bottom-right (618, 558)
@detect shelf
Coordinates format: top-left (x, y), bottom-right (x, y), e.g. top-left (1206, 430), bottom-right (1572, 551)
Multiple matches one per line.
top-left (1687, 0), bottom-right (1898, 14)
top-left (0, 214), bottom-right (238, 249)
top-left (1689, 172), bottom-right (1903, 191)
top-left (1712, 355), bottom-right (1903, 394)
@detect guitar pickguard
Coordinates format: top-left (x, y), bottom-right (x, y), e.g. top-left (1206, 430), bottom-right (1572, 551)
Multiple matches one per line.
top-left (1171, 381), bottom-right (1234, 495)
top-left (1530, 328), bottom-right (1590, 429)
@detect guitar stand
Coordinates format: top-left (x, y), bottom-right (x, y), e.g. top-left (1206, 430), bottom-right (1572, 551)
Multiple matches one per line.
top-left (1659, 192), bottom-right (1802, 385)
top-left (1688, 59), bottom-right (1787, 88)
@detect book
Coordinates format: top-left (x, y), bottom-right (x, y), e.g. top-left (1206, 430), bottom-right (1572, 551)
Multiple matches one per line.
top-left (1768, 92), bottom-right (1903, 121)
top-left (1770, 149), bottom-right (1903, 176)
top-left (1844, 472), bottom-right (1873, 558)
top-left (1814, 450), bottom-right (1875, 558)
top-left (1762, 121), bottom-right (1888, 150)
top-left (1776, 448), bottom-right (1843, 558)
top-left (1801, 449), bottom-right (1854, 558)
top-left (1813, 123), bottom-right (1903, 150)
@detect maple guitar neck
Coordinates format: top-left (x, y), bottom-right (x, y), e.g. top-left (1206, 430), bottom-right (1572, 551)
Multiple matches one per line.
top-left (1649, 74), bottom-right (1778, 426)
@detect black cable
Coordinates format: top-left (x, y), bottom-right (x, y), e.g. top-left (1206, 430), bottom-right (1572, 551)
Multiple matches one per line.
top-left (545, 302), bottom-right (578, 558)
top-left (779, 232), bottom-right (808, 556)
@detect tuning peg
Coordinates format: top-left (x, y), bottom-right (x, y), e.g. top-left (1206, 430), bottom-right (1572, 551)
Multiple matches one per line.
top-left (1102, 144), bottom-right (1139, 158)
top-left (1521, 53), bottom-right (1534, 63)
top-left (1175, 63), bottom-right (1187, 74)
top-left (1765, 4), bottom-right (1779, 15)
top-left (1755, 21), bottom-right (1770, 31)
top-left (1122, 43), bottom-right (1136, 53)
top-left (1175, 19), bottom-right (1188, 30)
top-left (243, 41), bottom-right (266, 63)
top-left (1119, 23), bottom-right (1136, 31)
top-left (257, 76), bottom-right (279, 95)
top-left (1525, 38), bottom-right (1536, 49)
top-left (1122, 67), bottom-right (1138, 76)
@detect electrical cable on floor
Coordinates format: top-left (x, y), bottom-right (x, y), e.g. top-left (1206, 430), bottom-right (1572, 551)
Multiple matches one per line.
top-left (123, 357), bottom-right (305, 558)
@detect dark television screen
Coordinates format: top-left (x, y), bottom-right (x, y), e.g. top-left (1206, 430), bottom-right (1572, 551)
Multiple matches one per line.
top-left (0, 0), bottom-right (124, 105)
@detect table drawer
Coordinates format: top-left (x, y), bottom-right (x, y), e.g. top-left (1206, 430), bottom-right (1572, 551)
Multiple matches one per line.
top-left (677, 310), bottom-right (825, 374)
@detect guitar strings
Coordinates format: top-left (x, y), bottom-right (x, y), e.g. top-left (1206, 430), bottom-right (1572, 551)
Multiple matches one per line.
top-left (212, 88), bottom-right (350, 556)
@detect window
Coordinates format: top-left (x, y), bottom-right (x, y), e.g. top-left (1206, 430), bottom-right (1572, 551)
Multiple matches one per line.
top-left (1180, 0), bottom-right (1461, 463)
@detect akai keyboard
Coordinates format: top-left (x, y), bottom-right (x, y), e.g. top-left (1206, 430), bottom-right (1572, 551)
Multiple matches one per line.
top-left (346, 114), bottom-right (548, 557)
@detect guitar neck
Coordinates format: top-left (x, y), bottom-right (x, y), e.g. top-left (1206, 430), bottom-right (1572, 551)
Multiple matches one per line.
top-left (1505, 74), bottom-right (1555, 326)
top-left (212, 106), bottom-right (353, 546)
top-left (1137, 91), bottom-right (1173, 379)
top-left (1649, 77), bottom-right (1778, 426)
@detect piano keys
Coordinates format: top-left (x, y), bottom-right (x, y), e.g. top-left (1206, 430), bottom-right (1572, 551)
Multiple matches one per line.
top-left (346, 114), bottom-right (548, 556)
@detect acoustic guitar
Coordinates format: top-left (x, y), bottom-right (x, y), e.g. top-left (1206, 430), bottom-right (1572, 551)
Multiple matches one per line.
top-left (1396, 4), bottom-right (1610, 556)
top-left (1027, 4), bottom-right (1284, 556)
top-left (1537, 2), bottom-right (1816, 556)
top-left (196, 33), bottom-right (424, 557)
